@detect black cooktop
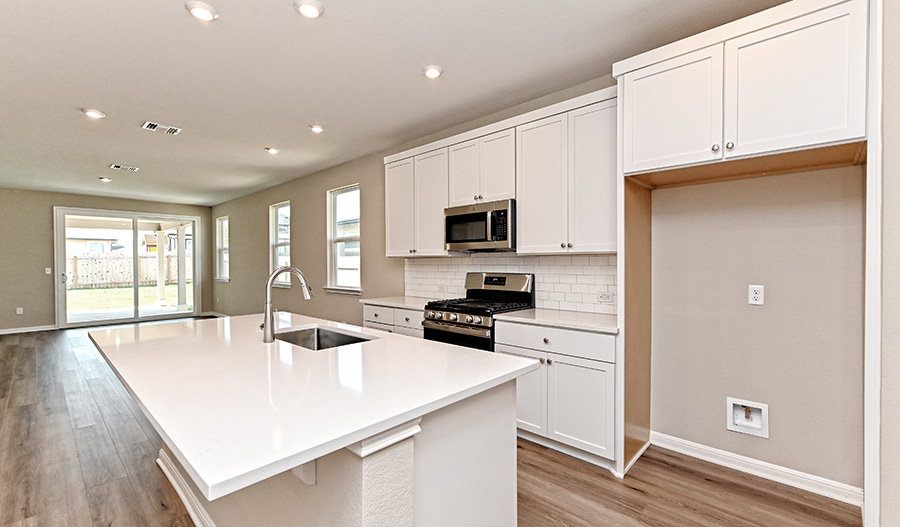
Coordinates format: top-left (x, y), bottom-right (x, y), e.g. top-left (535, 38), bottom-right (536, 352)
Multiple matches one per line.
top-left (424, 298), bottom-right (532, 316)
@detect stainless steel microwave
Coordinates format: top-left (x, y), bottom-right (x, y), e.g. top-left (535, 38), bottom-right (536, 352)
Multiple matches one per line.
top-left (444, 199), bottom-right (515, 252)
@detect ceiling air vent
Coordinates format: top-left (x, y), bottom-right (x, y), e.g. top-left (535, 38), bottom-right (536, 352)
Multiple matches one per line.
top-left (109, 164), bottom-right (140, 172)
top-left (142, 121), bottom-right (182, 135)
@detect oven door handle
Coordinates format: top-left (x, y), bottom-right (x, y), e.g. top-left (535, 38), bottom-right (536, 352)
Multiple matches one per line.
top-left (422, 320), bottom-right (491, 338)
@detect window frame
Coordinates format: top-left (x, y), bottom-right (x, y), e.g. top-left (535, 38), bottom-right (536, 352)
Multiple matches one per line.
top-left (215, 216), bottom-right (229, 281)
top-left (269, 201), bottom-right (291, 287)
top-left (326, 184), bottom-right (361, 294)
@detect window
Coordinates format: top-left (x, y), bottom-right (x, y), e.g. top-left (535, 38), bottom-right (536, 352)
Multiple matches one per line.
top-left (327, 185), bottom-right (361, 292)
top-left (215, 216), bottom-right (229, 280)
top-left (269, 201), bottom-right (291, 286)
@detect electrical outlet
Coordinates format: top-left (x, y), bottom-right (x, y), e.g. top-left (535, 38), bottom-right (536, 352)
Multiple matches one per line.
top-left (44, 267), bottom-right (52, 275)
top-left (748, 285), bottom-right (764, 305)
top-left (15, 307), bottom-right (23, 315)
top-left (598, 292), bottom-right (613, 303)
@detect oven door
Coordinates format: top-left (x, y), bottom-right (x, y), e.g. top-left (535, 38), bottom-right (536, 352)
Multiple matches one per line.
top-left (423, 320), bottom-right (493, 351)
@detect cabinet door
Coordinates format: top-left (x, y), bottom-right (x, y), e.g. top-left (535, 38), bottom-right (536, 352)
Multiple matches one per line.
top-left (516, 114), bottom-right (568, 255)
top-left (384, 159), bottom-right (415, 257)
top-left (479, 129), bottom-right (516, 203)
top-left (413, 148), bottom-right (449, 256)
top-left (723, 1), bottom-right (867, 159)
top-left (448, 139), bottom-right (481, 207)
top-left (547, 354), bottom-right (615, 460)
top-left (496, 344), bottom-right (547, 435)
top-left (364, 320), bottom-right (394, 333)
top-left (568, 100), bottom-right (617, 253)
top-left (623, 44), bottom-right (724, 174)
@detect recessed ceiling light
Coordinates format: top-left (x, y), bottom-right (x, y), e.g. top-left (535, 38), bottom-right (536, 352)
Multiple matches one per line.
top-left (99, 177), bottom-right (112, 183)
top-left (423, 65), bottom-right (443, 79)
top-left (309, 124), bottom-right (324, 134)
top-left (185, 1), bottom-right (219, 21)
top-left (265, 147), bottom-right (279, 155)
top-left (82, 108), bottom-right (106, 119)
top-left (294, 0), bottom-right (324, 19)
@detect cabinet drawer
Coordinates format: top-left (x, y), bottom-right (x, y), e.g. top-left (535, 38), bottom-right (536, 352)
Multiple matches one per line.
top-left (364, 320), bottom-right (394, 333)
top-left (363, 305), bottom-right (395, 325)
top-left (394, 308), bottom-right (424, 330)
top-left (394, 326), bottom-right (423, 338)
top-left (495, 322), bottom-right (615, 363)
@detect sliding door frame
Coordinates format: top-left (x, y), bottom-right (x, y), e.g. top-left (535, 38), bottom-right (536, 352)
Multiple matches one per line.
top-left (53, 206), bottom-right (203, 328)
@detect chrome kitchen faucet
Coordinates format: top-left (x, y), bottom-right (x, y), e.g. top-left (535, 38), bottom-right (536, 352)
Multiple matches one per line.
top-left (262, 266), bottom-right (313, 343)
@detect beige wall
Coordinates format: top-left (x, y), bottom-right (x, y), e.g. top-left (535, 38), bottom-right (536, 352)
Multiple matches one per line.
top-left (651, 166), bottom-right (865, 486)
top-left (881, 0), bottom-right (900, 521)
top-left (210, 76), bottom-right (615, 325)
top-left (0, 188), bottom-right (212, 331)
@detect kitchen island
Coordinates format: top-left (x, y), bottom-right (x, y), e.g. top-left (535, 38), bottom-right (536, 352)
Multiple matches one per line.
top-left (88, 312), bottom-right (538, 527)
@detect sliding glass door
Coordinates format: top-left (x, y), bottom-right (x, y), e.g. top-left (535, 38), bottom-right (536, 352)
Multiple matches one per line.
top-left (54, 207), bottom-right (200, 328)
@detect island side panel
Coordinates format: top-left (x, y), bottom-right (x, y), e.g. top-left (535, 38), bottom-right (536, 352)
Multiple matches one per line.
top-left (413, 381), bottom-right (518, 527)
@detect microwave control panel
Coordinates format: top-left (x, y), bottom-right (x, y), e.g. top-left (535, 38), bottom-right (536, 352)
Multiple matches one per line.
top-left (491, 210), bottom-right (508, 241)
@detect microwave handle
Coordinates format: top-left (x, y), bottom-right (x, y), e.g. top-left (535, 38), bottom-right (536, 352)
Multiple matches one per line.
top-left (486, 211), bottom-right (494, 241)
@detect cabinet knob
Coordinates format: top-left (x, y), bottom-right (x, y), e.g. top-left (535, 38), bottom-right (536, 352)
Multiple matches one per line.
top-left (547, 358), bottom-right (553, 365)
top-left (478, 195), bottom-right (483, 200)
top-left (408, 249), bottom-right (413, 253)
top-left (543, 337), bottom-right (549, 344)
top-left (711, 144), bottom-right (720, 152)
top-left (405, 317), bottom-right (410, 322)
top-left (474, 195), bottom-right (479, 200)
top-left (726, 141), bottom-right (735, 150)
top-left (540, 358), bottom-right (546, 364)
top-left (560, 243), bottom-right (566, 248)
top-left (567, 243), bottom-right (573, 248)
top-left (374, 313), bottom-right (378, 317)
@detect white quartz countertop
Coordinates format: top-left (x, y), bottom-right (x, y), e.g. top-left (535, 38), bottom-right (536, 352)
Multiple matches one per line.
top-left (495, 309), bottom-right (619, 334)
top-left (89, 313), bottom-right (538, 501)
top-left (358, 296), bottom-right (439, 310)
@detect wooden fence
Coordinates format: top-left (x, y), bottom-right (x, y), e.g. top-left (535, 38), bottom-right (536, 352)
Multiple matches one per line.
top-left (65, 254), bottom-right (193, 289)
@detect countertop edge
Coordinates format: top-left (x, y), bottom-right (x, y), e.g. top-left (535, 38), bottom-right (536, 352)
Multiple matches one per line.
top-left (494, 310), bottom-right (620, 335)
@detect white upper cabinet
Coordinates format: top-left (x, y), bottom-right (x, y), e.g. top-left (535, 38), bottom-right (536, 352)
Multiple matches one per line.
top-left (414, 149), bottom-right (450, 256)
top-left (517, 100), bottom-right (618, 255)
top-left (623, 45), bottom-right (724, 174)
top-left (448, 129), bottom-right (515, 207)
top-left (722, 1), bottom-right (867, 160)
top-left (384, 149), bottom-right (449, 257)
top-left (568, 101), bottom-right (618, 253)
top-left (620, 0), bottom-right (867, 175)
top-left (384, 158), bottom-right (415, 257)
top-left (516, 114), bottom-right (569, 255)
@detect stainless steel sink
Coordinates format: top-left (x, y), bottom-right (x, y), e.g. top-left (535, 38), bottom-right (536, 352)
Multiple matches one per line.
top-left (274, 327), bottom-right (373, 350)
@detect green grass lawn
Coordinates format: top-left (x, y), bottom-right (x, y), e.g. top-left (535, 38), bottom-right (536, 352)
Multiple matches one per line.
top-left (66, 283), bottom-right (193, 311)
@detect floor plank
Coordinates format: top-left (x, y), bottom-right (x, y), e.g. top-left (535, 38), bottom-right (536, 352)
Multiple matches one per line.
top-left (71, 424), bottom-right (127, 489)
top-left (117, 441), bottom-right (189, 527)
top-left (32, 457), bottom-right (93, 527)
top-left (86, 477), bottom-right (151, 527)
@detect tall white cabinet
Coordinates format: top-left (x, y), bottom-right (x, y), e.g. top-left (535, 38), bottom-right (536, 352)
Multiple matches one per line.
top-left (384, 148), bottom-right (449, 257)
top-left (516, 99), bottom-right (617, 255)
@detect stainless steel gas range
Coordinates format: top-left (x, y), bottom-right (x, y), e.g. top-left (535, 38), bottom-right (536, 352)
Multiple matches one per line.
top-left (422, 272), bottom-right (535, 351)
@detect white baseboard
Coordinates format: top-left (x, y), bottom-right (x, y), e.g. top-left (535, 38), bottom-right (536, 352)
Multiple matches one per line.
top-left (201, 311), bottom-right (228, 318)
top-left (650, 431), bottom-right (864, 507)
top-left (0, 324), bottom-right (57, 336)
top-left (157, 449), bottom-right (217, 527)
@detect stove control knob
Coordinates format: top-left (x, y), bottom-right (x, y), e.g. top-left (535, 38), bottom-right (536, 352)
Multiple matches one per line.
top-left (473, 316), bottom-right (483, 325)
top-left (428, 311), bottom-right (436, 319)
top-left (448, 314), bottom-right (459, 322)
top-left (465, 315), bottom-right (474, 323)
top-left (435, 313), bottom-right (443, 320)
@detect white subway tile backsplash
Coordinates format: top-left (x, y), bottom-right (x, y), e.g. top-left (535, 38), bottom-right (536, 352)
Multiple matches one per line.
top-left (404, 252), bottom-right (617, 314)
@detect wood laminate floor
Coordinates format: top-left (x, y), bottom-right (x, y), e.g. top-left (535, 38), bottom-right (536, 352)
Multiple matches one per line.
top-left (0, 326), bottom-right (862, 527)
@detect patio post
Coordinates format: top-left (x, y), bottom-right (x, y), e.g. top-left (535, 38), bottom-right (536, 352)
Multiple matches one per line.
top-left (177, 225), bottom-right (187, 310)
top-left (156, 230), bottom-right (167, 306)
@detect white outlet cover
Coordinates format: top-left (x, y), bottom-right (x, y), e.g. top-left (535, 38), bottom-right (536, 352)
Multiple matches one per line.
top-left (45, 267), bottom-right (52, 274)
top-left (15, 307), bottom-right (23, 315)
top-left (726, 397), bottom-right (769, 438)
top-left (748, 285), bottom-right (764, 305)
top-left (598, 292), bottom-right (613, 303)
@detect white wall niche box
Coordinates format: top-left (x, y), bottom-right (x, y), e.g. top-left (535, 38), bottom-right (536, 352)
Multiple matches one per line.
top-left (726, 397), bottom-right (769, 439)
top-left (616, 0), bottom-right (868, 187)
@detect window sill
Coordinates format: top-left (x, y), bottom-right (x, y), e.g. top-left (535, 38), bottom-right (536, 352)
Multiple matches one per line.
top-left (215, 278), bottom-right (230, 283)
top-left (323, 286), bottom-right (362, 296)
top-left (272, 282), bottom-right (291, 289)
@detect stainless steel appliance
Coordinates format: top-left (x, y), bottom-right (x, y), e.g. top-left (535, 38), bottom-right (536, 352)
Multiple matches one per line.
top-left (444, 199), bottom-right (515, 252)
top-left (423, 272), bottom-right (534, 351)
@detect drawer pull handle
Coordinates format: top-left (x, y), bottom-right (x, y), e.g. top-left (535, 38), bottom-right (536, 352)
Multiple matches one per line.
top-left (542, 337), bottom-right (549, 344)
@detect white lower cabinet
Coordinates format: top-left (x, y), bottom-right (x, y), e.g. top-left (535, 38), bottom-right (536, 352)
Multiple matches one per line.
top-left (362, 305), bottom-right (424, 338)
top-left (495, 323), bottom-right (615, 461)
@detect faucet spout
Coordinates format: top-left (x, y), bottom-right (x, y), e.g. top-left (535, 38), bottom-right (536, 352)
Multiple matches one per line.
top-left (263, 266), bottom-right (313, 343)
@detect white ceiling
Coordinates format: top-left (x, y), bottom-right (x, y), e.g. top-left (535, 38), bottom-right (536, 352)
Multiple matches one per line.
top-left (0, 0), bottom-right (786, 207)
